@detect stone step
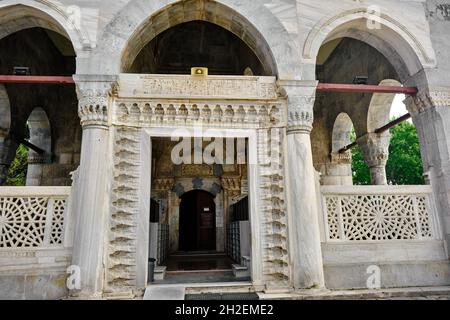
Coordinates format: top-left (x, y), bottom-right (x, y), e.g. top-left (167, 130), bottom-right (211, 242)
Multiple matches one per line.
top-left (185, 282), bottom-right (254, 295)
top-left (258, 286), bottom-right (450, 300)
top-left (144, 285), bottom-right (186, 300)
top-left (154, 266), bottom-right (167, 281)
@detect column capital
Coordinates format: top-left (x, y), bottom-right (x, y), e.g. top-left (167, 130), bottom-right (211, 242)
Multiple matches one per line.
top-left (405, 87), bottom-right (450, 117)
top-left (74, 75), bottom-right (118, 128)
top-left (357, 133), bottom-right (390, 167)
top-left (277, 80), bottom-right (318, 134)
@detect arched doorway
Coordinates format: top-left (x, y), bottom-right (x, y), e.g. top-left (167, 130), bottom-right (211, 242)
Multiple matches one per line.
top-left (179, 190), bottom-right (216, 252)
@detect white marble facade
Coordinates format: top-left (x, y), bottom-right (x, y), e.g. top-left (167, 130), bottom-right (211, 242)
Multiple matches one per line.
top-left (1, 0), bottom-right (450, 299)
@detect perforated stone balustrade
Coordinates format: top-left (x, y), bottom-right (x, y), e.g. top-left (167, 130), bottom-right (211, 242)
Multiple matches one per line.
top-left (0, 187), bottom-right (71, 248)
top-left (321, 185), bottom-right (441, 242)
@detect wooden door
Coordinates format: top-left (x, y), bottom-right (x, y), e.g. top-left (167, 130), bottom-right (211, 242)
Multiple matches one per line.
top-left (196, 191), bottom-right (216, 251)
top-left (179, 190), bottom-right (216, 251)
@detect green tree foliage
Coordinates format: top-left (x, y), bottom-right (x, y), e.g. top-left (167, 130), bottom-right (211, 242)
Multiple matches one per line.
top-left (386, 121), bottom-right (425, 185)
top-left (352, 121), bottom-right (425, 185)
top-left (5, 144), bottom-right (28, 186)
top-left (352, 141), bottom-right (371, 185)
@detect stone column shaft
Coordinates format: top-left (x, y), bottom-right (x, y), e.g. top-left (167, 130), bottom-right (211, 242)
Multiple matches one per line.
top-left (70, 75), bottom-right (115, 297)
top-left (281, 80), bottom-right (325, 289)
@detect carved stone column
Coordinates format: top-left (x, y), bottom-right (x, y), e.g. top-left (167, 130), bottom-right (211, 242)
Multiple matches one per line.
top-left (280, 80), bottom-right (325, 290)
top-left (70, 75), bottom-right (116, 298)
top-left (357, 132), bottom-right (391, 185)
top-left (405, 88), bottom-right (450, 256)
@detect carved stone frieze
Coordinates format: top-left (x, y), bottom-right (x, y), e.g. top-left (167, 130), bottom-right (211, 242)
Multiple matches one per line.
top-left (117, 74), bottom-right (279, 100)
top-left (113, 101), bottom-right (284, 129)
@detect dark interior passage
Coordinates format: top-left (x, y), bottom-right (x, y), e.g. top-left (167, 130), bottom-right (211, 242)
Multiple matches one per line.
top-left (179, 190), bottom-right (216, 252)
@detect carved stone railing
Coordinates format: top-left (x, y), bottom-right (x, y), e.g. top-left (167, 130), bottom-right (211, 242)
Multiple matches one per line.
top-left (321, 185), bottom-right (441, 242)
top-left (0, 187), bottom-right (72, 249)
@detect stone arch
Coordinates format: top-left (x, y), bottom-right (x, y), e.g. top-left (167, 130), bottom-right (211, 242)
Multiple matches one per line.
top-left (367, 79), bottom-right (403, 133)
top-left (304, 8), bottom-right (436, 81)
top-left (0, 2), bottom-right (88, 52)
top-left (332, 113), bottom-right (354, 153)
top-left (93, 0), bottom-right (301, 78)
top-left (25, 107), bottom-right (51, 186)
top-left (173, 178), bottom-right (223, 198)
